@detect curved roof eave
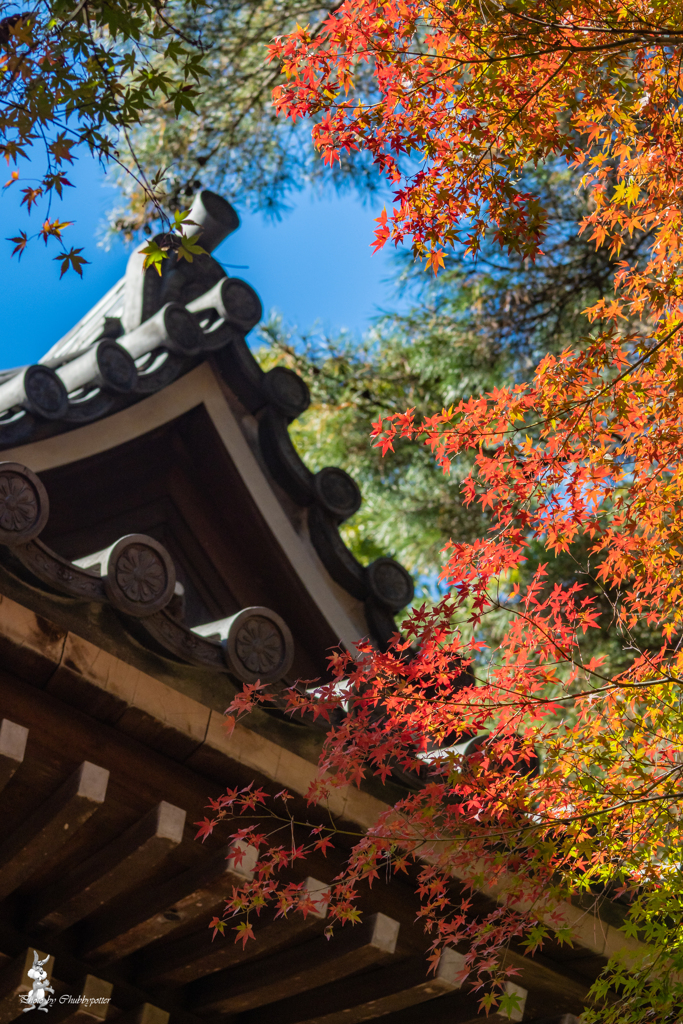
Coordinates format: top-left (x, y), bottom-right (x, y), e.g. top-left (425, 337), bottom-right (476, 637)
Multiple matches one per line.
top-left (0, 190), bottom-right (414, 653)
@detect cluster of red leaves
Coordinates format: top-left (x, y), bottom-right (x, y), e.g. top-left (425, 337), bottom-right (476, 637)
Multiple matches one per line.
top-left (196, 2), bottom-right (683, 1019)
top-left (198, 585), bottom-right (683, 1015)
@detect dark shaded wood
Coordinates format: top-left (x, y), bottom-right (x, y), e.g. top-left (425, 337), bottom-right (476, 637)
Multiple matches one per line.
top-left (190, 912), bottom-right (400, 1016)
top-left (0, 529), bottom-right (603, 1024)
top-left (110, 1004), bottom-right (169, 1024)
top-left (530, 1016), bottom-right (581, 1024)
top-left (0, 912), bottom-right (207, 1024)
top-left (35, 405), bottom-right (339, 679)
top-left (307, 505), bottom-right (366, 600)
top-left (51, 975), bottom-right (112, 1024)
top-left (233, 950), bottom-right (468, 1024)
top-left (82, 842), bottom-right (257, 964)
top-left (369, 989), bottom-right (528, 1024)
top-left (136, 877), bottom-right (330, 989)
top-left (502, 948), bottom-right (590, 1018)
top-left (0, 605), bottom-right (66, 687)
top-left (0, 667), bottom-right (259, 881)
top-left (305, 946), bottom-right (471, 1024)
top-left (0, 720), bottom-right (27, 794)
top-left (282, 983), bottom-right (528, 1024)
top-left (424, 982), bottom-right (526, 1024)
top-left (0, 762), bottom-right (108, 901)
top-left (12, 541), bottom-right (106, 604)
top-left (137, 610), bottom-right (226, 672)
top-left (0, 948), bottom-right (54, 1024)
top-left (30, 801), bottom-right (186, 935)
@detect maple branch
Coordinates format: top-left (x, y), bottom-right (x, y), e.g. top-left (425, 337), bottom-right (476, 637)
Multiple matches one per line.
top-left (500, 4), bottom-right (683, 40)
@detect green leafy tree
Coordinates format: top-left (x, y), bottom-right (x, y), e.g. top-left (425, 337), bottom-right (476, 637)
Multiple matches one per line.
top-left (108, 0), bottom-right (380, 238)
top-left (0, 0), bottom-right (208, 268)
top-left (261, 164), bottom-right (648, 575)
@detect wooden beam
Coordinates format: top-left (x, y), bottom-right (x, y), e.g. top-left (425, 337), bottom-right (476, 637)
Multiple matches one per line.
top-left (0, 948), bottom-right (54, 1024)
top-left (286, 978), bottom-right (528, 1024)
top-left (136, 877), bottom-right (330, 988)
top-left (0, 762), bottom-right (108, 901)
top-left (0, 720), bottom-right (27, 795)
top-left (310, 949), bottom-right (470, 1024)
top-left (426, 985), bottom-right (527, 1024)
top-left (0, 920), bottom-right (209, 1024)
top-left (30, 801), bottom-right (186, 935)
top-left (529, 1017), bottom-right (581, 1024)
top-left (235, 949), bottom-right (468, 1024)
top-left (51, 975), bottom-right (112, 1024)
top-left (110, 1004), bottom-right (169, 1024)
top-left (190, 912), bottom-right (400, 1015)
top-left (82, 842), bottom-right (257, 964)
top-left (354, 988), bottom-right (530, 1024)
top-left (501, 949), bottom-right (590, 1017)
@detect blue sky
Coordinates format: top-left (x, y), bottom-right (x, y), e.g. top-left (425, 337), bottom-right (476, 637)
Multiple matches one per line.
top-left (0, 152), bottom-right (401, 369)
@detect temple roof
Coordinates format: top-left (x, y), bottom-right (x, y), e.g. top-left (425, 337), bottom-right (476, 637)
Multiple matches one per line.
top-left (0, 191), bottom-right (414, 667)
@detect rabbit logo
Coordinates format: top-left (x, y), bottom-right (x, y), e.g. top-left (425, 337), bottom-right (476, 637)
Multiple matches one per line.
top-left (19, 951), bottom-right (54, 1013)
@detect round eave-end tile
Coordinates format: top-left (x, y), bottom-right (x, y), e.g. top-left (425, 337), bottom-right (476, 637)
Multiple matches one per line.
top-left (314, 467), bottom-right (362, 522)
top-left (367, 557), bottom-right (415, 612)
top-left (220, 278), bottom-right (263, 332)
top-left (23, 365), bottom-right (69, 420)
top-left (0, 462), bottom-right (49, 544)
top-left (262, 367), bottom-right (311, 419)
top-left (105, 534), bottom-right (176, 617)
top-left (164, 303), bottom-right (206, 356)
top-left (224, 606), bottom-right (294, 685)
top-left (96, 339), bottom-right (138, 393)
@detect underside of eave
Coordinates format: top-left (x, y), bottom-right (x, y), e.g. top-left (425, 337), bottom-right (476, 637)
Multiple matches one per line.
top-left (0, 589), bottom-right (633, 1024)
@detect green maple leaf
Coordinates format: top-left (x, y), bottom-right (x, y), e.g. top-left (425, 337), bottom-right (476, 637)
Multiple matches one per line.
top-left (139, 238), bottom-right (168, 275)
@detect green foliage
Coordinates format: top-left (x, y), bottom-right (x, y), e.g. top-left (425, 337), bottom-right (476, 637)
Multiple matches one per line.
top-left (0, 0), bottom-right (209, 265)
top-left (137, 207), bottom-right (206, 272)
top-left (107, 0), bottom-right (381, 238)
top-left (259, 164), bottom-right (650, 581)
